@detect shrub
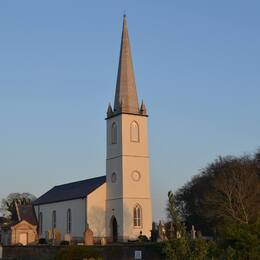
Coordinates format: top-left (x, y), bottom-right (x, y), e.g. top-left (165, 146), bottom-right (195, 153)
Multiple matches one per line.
top-left (215, 223), bottom-right (260, 259)
top-left (138, 235), bottom-right (149, 242)
top-left (38, 238), bottom-right (48, 245)
top-left (60, 240), bottom-right (69, 246)
top-left (162, 237), bottom-right (190, 260)
top-left (162, 236), bottom-right (218, 260)
top-left (189, 238), bottom-right (212, 260)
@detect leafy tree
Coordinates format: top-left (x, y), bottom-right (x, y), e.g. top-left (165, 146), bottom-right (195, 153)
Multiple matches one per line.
top-left (0, 216), bottom-right (9, 224)
top-left (162, 237), bottom-right (190, 260)
top-left (163, 150), bottom-right (260, 259)
top-left (189, 238), bottom-right (214, 260)
top-left (0, 192), bottom-right (36, 218)
top-left (162, 190), bottom-right (214, 260)
top-left (175, 153), bottom-right (260, 234)
top-left (215, 222), bottom-right (260, 259)
top-left (166, 191), bottom-right (185, 237)
top-left (163, 191), bottom-right (190, 259)
top-left (203, 156), bottom-right (259, 225)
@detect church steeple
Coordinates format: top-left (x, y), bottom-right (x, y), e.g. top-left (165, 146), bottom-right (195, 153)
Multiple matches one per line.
top-left (106, 16), bottom-right (152, 241)
top-left (113, 15), bottom-right (139, 114)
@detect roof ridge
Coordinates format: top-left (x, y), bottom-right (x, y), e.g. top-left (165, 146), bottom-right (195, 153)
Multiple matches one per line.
top-left (53, 175), bottom-right (106, 188)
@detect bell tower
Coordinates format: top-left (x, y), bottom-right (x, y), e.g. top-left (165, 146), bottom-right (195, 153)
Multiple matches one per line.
top-left (106, 15), bottom-right (152, 241)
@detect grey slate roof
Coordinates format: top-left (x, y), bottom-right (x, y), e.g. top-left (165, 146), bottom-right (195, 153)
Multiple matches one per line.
top-left (33, 176), bottom-right (106, 205)
top-left (17, 204), bottom-right (37, 225)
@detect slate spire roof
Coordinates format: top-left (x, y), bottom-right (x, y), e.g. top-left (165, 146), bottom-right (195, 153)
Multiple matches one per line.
top-left (113, 15), bottom-right (140, 115)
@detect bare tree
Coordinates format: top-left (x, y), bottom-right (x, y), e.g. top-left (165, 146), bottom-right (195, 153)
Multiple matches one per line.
top-left (175, 151), bottom-right (260, 234)
top-left (0, 192), bottom-right (36, 218)
top-left (203, 156), bottom-right (260, 225)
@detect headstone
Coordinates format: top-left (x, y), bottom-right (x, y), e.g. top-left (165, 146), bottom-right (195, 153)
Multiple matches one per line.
top-left (150, 222), bottom-right (158, 242)
top-left (158, 221), bottom-right (164, 241)
top-left (84, 227), bottom-right (94, 245)
top-left (55, 230), bottom-right (61, 241)
top-left (47, 230), bottom-right (52, 240)
top-left (101, 237), bottom-right (106, 246)
top-left (191, 225), bottom-right (196, 239)
top-left (64, 233), bottom-right (72, 242)
top-left (169, 222), bottom-right (175, 239)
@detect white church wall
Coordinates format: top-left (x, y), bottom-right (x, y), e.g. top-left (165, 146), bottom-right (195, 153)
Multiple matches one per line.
top-left (106, 115), bottom-right (124, 240)
top-left (35, 198), bottom-right (86, 240)
top-left (87, 183), bottom-right (106, 239)
top-left (106, 157), bottom-right (123, 199)
top-left (121, 114), bottom-right (152, 239)
top-left (106, 113), bottom-right (153, 241)
top-left (106, 199), bottom-right (124, 241)
top-left (123, 198), bottom-right (152, 239)
top-left (122, 156), bottom-right (151, 198)
top-left (121, 114), bottom-right (149, 157)
top-left (106, 116), bottom-right (122, 158)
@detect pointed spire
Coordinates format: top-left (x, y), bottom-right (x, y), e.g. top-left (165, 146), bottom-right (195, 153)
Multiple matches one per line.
top-left (140, 100), bottom-right (147, 115)
top-left (114, 15), bottom-right (139, 114)
top-left (107, 103), bottom-right (113, 117)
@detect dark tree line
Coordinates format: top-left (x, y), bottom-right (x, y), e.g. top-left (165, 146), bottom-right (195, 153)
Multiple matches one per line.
top-left (162, 150), bottom-right (260, 259)
top-left (174, 151), bottom-right (260, 236)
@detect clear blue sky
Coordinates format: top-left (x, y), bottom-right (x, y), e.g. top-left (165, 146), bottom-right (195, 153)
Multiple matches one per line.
top-left (0, 1), bottom-right (259, 220)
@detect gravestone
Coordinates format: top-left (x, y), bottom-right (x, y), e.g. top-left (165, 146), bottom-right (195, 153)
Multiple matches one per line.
top-left (169, 222), bottom-right (175, 239)
top-left (84, 227), bottom-right (94, 245)
top-left (150, 222), bottom-right (158, 242)
top-left (158, 221), bottom-right (166, 241)
top-left (47, 230), bottom-right (52, 240)
top-left (55, 230), bottom-right (61, 241)
top-left (64, 233), bottom-right (71, 242)
top-left (191, 225), bottom-right (196, 239)
top-left (101, 237), bottom-right (106, 245)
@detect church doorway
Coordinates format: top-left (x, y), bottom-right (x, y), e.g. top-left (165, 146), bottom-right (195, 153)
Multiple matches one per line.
top-left (19, 233), bottom-right (28, 246)
top-left (110, 216), bottom-right (118, 242)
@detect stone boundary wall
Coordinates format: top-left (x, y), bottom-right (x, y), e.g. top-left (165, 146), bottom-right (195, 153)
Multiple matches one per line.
top-left (2, 243), bottom-right (164, 260)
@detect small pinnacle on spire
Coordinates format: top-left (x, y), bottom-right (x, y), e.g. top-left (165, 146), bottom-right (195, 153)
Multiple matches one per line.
top-left (107, 103), bottom-right (113, 117)
top-left (140, 100), bottom-right (147, 115)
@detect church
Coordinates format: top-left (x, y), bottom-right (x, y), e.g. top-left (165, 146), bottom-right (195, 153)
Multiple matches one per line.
top-left (33, 16), bottom-right (152, 243)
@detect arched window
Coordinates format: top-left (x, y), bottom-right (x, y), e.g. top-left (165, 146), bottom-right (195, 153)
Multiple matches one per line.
top-left (52, 210), bottom-right (56, 229)
top-left (111, 172), bottom-right (117, 183)
top-left (67, 209), bottom-right (72, 234)
top-left (39, 212), bottom-right (43, 235)
top-left (111, 122), bottom-right (117, 144)
top-left (130, 121), bottom-right (139, 142)
top-left (133, 204), bottom-right (142, 227)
